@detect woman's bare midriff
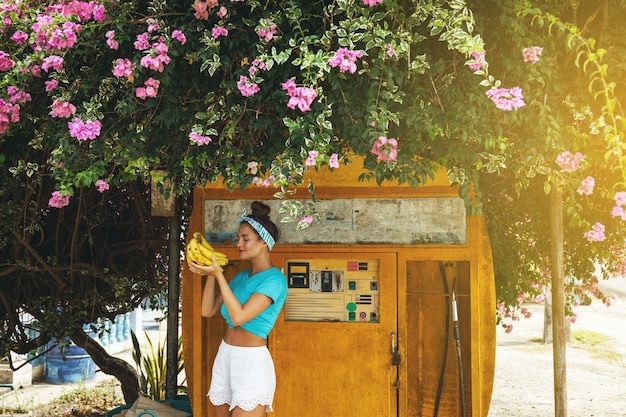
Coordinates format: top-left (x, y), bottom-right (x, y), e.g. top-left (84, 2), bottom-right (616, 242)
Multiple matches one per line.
top-left (223, 326), bottom-right (267, 347)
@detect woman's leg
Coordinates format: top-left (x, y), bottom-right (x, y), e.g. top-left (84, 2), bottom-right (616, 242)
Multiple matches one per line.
top-left (214, 403), bottom-right (232, 417)
top-left (231, 404), bottom-right (267, 417)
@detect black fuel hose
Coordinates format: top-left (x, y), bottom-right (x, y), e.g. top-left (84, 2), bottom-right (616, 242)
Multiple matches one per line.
top-left (434, 264), bottom-right (466, 417)
top-left (452, 278), bottom-right (466, 417)
top-left (433, 261), bottom-right (450, 417)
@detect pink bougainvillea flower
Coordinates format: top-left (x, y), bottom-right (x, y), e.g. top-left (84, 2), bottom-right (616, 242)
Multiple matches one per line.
top-left (298, 215), bottom-right (314, 226)
top-left (282, 80), bottom-right (317, 112)
top-left (192, 0), bottom-right (209, 20)
top-left (217, 6), bottom-right (227, 18)
top-left (362, 0), bottom-right (383, 5)
top-left (50, 99), bottom-right (76, 118)
top-left (68, 118), bottom-right (102, 141)
top-left (32, 18), bottom-right (81, 51)
top-left (576, 176), bottom-right (595, 195)
top-left (370, 136), bottom-right (398, 161)
top-left (281, 79), bottom-right (297, 95)
top-left (583, 222), bottom-right (606, 242)
top-left (60, 0), bottom-right (105, 21)
top-left (612, 191), bottom-right (626, 220)
top-left (568, 312), bottom-right (578, 323)
top-left (329, 153), bottom-right (339, 168)
top-left (614, 191), bottom-right (626, 206)
top-left (136, 77), bottom-right (160, 99)
top-left (95, 179), bottom-right (110, 193)
top-left (92, 3), bottom-right (106, 21)
top-left (134, 33), bottom-right (150, 50)
top-left (522, 46), bottom-right (543, 64)
top-left (41, 55), bottom-right (64, 72)
top-left (8, 87), bottom-right (30, 104)
top-left (172, 30), bottom-right (186, 44)
top-left (49, 190), bottom-right (70, 208)
top-left (555, 151), bottom-right (585, 172)
top-left (212, 26), bottom-right (228, 38)
top-left (485, 86), bottom-right (525, 111)
top-left (146, 18), bottom-right (160, 33)
top-left (112, 58), bottom-right (135, 79)
top-left (45, 79), bottom-right (59, 92)
top-left (105, 30), bottom-right (119, 50)
top-left (189, 131), bottom-right (212, 145)
top-left (385, 43), bottom-right (396, 57)
top-left (11, 30), bottom-right (28, 45)
top-left (194, 0), bottom-right (218, 18)
top-left (256, 19), bottom-right (277, 42)
top-left (31, 65), bottom-right (42, 77)
top-left (138, 39), bottom-right (171, 72)
top-left (0, 98), bottom-right (20, 134)
top-left (295, 87), bottom-right (317, 111)
top-left (468, 51), bottom-right (486, 70)
top-left (329, 48), bottom-right (363, 74)
top-left (305, 150), bottom-right (319, 167)
top-left (248, 59), bottom-right (267, 75)
top-left (52, 25), bottom-right (79, 49)
top-left (135, 87), bottom-right (147, 99)
top-left (520, 307), bottom-right (532, 319)
top-left (140, 53), bottom-right (169, 72)
top-left (237, 75), bottom-right (260, 97)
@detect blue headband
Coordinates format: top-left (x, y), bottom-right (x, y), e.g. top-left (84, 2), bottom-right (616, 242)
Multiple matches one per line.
top-left (233, 208), bottom-right (276, 251)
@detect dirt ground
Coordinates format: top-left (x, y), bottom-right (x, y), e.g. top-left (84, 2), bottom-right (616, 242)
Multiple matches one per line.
top-left (487, 278), bottom-right (626, 417)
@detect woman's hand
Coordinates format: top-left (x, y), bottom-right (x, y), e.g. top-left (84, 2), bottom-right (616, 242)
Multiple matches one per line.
top-left (188, 255), bottom-right (224, 277)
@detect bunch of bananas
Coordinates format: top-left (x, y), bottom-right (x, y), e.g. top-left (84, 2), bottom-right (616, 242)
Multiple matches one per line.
top-left (186, 232), bottom-right (229, 266)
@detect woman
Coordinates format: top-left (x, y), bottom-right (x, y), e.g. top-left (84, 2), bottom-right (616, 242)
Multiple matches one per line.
top-left (188, 201), bottom-right (288, 417)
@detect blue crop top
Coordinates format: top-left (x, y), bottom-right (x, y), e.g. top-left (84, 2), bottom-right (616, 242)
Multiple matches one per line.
top-left (220, 267), bottom-right (288, 339)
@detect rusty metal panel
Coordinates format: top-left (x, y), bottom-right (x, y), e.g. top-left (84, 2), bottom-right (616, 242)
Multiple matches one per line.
top-left (204, 198), bottom-right (466, 245)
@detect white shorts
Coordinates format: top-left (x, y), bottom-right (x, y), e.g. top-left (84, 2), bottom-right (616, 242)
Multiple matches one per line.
top-left (208, 340), bottom-right (276, 412)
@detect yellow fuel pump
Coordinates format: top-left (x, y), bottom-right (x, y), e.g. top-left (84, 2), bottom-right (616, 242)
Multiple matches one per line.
top-left (181, 158), bottom-right (496, 417)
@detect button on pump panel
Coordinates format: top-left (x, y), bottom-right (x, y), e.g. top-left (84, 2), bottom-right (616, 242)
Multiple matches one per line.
top-left (285, 259), bottom-right (380, 322)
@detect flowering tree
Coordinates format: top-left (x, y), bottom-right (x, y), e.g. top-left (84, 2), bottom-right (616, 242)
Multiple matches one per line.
top-left (0, 0), bottom-right (501, 402)
top-left (463, 2), bottom-right (626, 412)
top-left (460, 0), bottom-right (626, 331)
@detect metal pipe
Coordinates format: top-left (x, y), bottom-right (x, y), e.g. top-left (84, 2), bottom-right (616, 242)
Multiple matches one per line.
top-left (452, 290), bottom-right (466, 417)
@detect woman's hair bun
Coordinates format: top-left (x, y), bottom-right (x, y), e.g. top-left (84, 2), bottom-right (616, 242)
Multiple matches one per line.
top-left (247, 201), bottom-right (279, 242)
top-left (250, 200), bottom-right (271, 218)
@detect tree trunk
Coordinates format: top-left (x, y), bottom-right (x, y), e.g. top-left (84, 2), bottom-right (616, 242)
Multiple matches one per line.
top-left (543, 290), bottom-right (552, 343)
top-left (544, 288), bottom-right (570, 344)
top-left (550, 188), bottom-right (568, 417)
top-left (70, 327), bottom-right (140, 404)
top-left (166, 208), bottom-right (180, 400)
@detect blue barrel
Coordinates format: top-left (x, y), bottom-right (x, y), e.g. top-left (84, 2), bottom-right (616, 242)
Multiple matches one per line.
top-left (45, 338), bottom-right (97, 384)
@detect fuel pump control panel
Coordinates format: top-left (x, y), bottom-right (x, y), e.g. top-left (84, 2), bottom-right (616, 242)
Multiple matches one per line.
top-left (284, 258), bottom-right (380, 323)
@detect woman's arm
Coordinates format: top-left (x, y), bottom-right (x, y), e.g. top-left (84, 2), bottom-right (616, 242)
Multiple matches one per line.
top-left (200, 275), bottom-right (223, 317)
top-left (188, 260), bottom-right (223, 317)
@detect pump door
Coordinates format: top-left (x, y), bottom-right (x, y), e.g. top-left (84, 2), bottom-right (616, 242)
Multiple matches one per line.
top-left (271, 252), bottom-right (398, 417)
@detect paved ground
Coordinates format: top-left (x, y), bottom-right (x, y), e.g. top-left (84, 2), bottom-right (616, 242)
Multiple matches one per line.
top-left (488, 277), bottom-right (626, 417)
